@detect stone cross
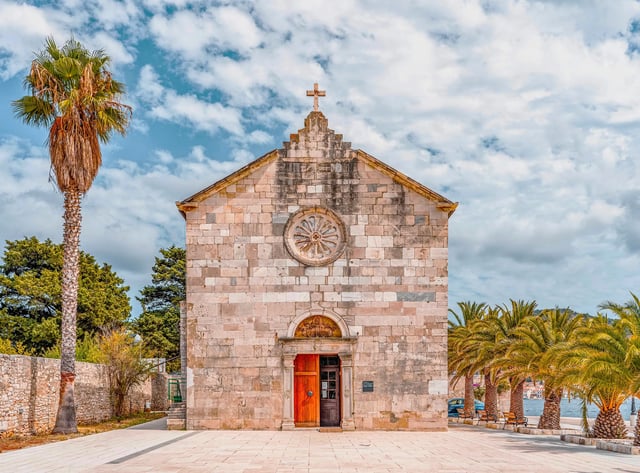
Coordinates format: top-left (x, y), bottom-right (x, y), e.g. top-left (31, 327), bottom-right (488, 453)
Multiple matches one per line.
top-left (306, 83), bottom-right (326, 111)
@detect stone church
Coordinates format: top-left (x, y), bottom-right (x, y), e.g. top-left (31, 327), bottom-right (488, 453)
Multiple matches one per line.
top-left (176, 85), bottom-right (457, 431)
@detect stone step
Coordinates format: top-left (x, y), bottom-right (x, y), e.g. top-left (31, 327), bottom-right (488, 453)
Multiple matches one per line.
top-left (167, 401), bottom-right (186, 420)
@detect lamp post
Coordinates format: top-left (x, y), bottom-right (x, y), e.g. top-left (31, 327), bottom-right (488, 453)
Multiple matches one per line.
top-left (631, 396), bottom-right (637, 429)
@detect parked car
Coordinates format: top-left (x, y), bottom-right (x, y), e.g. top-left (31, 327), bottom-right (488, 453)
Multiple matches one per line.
top-left (447, 398), bottom-right (485, 417)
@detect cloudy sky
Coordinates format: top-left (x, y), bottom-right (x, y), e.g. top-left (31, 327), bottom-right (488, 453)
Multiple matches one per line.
top-left (1, 0), bottom-right (640, 317)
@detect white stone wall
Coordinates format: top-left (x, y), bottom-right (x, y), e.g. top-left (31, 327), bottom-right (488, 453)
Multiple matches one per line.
top-left (0, 354), bottom-right (164, 435)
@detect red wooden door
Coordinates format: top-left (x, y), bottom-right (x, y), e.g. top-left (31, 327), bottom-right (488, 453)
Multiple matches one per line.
top-left (294, 354), bottom-right (319, 426)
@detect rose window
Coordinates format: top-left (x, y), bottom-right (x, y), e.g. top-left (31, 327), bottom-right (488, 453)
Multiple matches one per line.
top-left (284, 207), bottom-right (346, 266)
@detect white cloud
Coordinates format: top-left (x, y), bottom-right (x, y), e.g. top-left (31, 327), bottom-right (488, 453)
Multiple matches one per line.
top-left (0, 138), bottom-right (62, 242)
top-left (136, 64), bottom-right (244, 135)
top-left (155, 149), bottom-right (173, 164)
top-left (88, 31), bottom-right (135, 66)
top-left (0, 1), bottom-right (143, 79)
top-left (136, 64), bottom-right (165, 103)
top-left (3, 0), bottom-right (640, 315)
top-left (140, 0), bottom-right (189, 10)
top-left (88, 0), bottom-right (142, 31)
top-left (148, 6), bottom-right (262, 59)
top-left (0, 134), bottom-right (258, 314)
top-left (154, 90), bottom-right (243, 135)
top-left (0, 3), bottom-right (69, 79)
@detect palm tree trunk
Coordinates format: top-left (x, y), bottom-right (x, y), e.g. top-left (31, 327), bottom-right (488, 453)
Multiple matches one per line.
top-left (593, 407), bottom-right (627, 439)
top-left (538, 387), bottom-right (562, 430)
top-left (52, 191), bottom-right (81, 434)
top-left (634, 414), bottom-right (640, 446)
top-left (463, 374), bottom-right (475, 418)
top-left (484, 372), bottom-right (499, 419)
top-left (509, 379), bottom-right (525, 419)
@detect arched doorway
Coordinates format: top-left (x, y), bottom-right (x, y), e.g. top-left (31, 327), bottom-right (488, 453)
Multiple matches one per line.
top-left (279, 313), bottom-right (356, 430)
top-left (293, 316), bottom-right (341, 427)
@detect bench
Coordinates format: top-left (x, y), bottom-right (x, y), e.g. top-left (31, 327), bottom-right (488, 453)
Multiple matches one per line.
top-left (475, 409), bottom-right (498, 424)
top-left (456, 407), bottom-right (475, 423)
top-left (502, 411), bottom-right (528, 429)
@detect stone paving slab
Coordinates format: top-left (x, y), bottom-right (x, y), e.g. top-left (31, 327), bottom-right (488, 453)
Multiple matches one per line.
top-left (1, 422), bottom-right (639, 472)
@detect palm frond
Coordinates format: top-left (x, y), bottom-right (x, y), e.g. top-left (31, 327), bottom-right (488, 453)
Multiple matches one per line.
top-left (14, 37), bottom-right (131, 194)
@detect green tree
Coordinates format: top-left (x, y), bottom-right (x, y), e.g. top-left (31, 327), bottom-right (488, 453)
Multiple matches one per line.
top-left (508, 308), bottom-right (585, 429)
top-left (565, 315), bottom-right (631, 438)
top-left (465, 300), bottom-right (536, 421)
top-left (599, 294), bottom-right (640, 444)
top-left (496, 299), bottom-right (537, 419)
top-left (13, 37), bottom-right (131, 433)
top-left (0, 237), bottom-right (131, 354)
top-left (448, 301), bottom-right (487, 418)
top-left (44, 334), bottom-right (104, 363)
top-left (133, 246), bottom-right (185, 371)
top-left (468, 306), bottom-right (503, 420)
top-left (96, 329), bottom-right (153, 418)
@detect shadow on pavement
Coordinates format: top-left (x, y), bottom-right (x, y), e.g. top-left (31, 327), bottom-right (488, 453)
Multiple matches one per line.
top-left (127, 417), bottom-right (167, 430)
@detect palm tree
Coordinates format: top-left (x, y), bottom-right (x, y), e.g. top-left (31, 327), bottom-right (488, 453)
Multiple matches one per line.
top-left (565, 315), bottom-right (631, 438)
top-left (13, 37), bottom-right (130, 433)
top-left (495, 299), bottom-right (537, 420)
top-left (600, 294), bottom-right (640, 445)
top-left (448, 301), bottom-right (487, 418)
top-left (468, 306), bottom-right (503, 420)
top-left (508, 308), bottom-right (585, 429)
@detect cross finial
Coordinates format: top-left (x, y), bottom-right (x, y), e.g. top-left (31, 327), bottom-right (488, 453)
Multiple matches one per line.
top-left (306, 82), bottom-right (326, 112)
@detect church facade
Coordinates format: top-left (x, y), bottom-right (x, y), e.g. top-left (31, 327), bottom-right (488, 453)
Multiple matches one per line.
top-left (177, 86), bottom-right (456, 430)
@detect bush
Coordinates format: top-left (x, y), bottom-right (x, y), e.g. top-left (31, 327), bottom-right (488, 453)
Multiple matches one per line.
top-left (43, 334), bottom-right (102, 362)
top-left (96, 329), bottom-right (153, 417)
top-left (0, 338), bottom-right (33, 355)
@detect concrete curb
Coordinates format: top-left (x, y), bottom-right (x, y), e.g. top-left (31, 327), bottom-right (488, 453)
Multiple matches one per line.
top-left (561, 434), bottom-right (597, 446)
top-left (596, 439), bottom-right (640, 455)
top-left (518, 427), bottom-right (581, 436)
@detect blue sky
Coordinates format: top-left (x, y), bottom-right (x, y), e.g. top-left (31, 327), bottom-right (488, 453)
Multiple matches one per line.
top-left (2, 0), bottom-right (640, 317)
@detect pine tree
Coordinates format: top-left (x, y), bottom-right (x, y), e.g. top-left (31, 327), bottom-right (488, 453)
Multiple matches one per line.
top-left (134, 246), bottom-right (185, 372)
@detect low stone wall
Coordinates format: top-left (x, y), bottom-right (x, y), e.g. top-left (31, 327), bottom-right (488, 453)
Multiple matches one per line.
top-left (151, 371), bottom-right (170, 412)
top-left (0, 354), bottom-right (168, 435)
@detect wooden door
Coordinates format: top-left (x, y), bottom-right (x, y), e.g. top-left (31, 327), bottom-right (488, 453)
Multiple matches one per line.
top-left (294, 354), bottom-right (319, 426)
top-left (320, 356), bottom-right (340, 427)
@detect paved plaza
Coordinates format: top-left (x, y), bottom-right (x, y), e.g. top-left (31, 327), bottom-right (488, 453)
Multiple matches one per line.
top-left (0, 418), bottom-right (638, 472)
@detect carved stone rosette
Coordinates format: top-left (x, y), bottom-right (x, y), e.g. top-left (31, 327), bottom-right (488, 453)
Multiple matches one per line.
top-left (284, 207), bottom-right (346, 266)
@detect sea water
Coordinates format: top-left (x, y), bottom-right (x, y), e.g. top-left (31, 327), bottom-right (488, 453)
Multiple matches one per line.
top-left (523, 397), bottom-right (637, 420)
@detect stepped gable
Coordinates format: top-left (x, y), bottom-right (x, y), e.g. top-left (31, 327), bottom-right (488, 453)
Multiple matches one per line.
top-left (280, 111), bottom-right (356, 161)
top-left (275, 111), bottom-right (360, 213)
top-left (176, 82), bottom-right (455, 215)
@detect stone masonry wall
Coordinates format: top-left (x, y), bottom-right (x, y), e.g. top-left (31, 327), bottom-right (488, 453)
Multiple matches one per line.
top-left (183, 111), bottom-right (450, 430)
top-left (0, 354), bottom-right (167, 435)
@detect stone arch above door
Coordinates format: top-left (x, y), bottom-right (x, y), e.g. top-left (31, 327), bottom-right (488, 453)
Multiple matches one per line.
top-left (286, 309), bottom-right (351, 338)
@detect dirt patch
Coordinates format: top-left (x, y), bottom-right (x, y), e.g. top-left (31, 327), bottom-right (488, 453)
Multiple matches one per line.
top-left (0, 412), bottom-right (166, 453)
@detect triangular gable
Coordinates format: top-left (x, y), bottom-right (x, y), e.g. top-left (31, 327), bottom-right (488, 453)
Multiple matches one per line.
top-left (176, 146), bottom-right (457, 218)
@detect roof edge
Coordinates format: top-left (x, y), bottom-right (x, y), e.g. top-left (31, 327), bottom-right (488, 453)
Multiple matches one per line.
top-left (176, 149), bottom-right (279, 215)
top-left (356, 150), bottom-right (458, 217)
